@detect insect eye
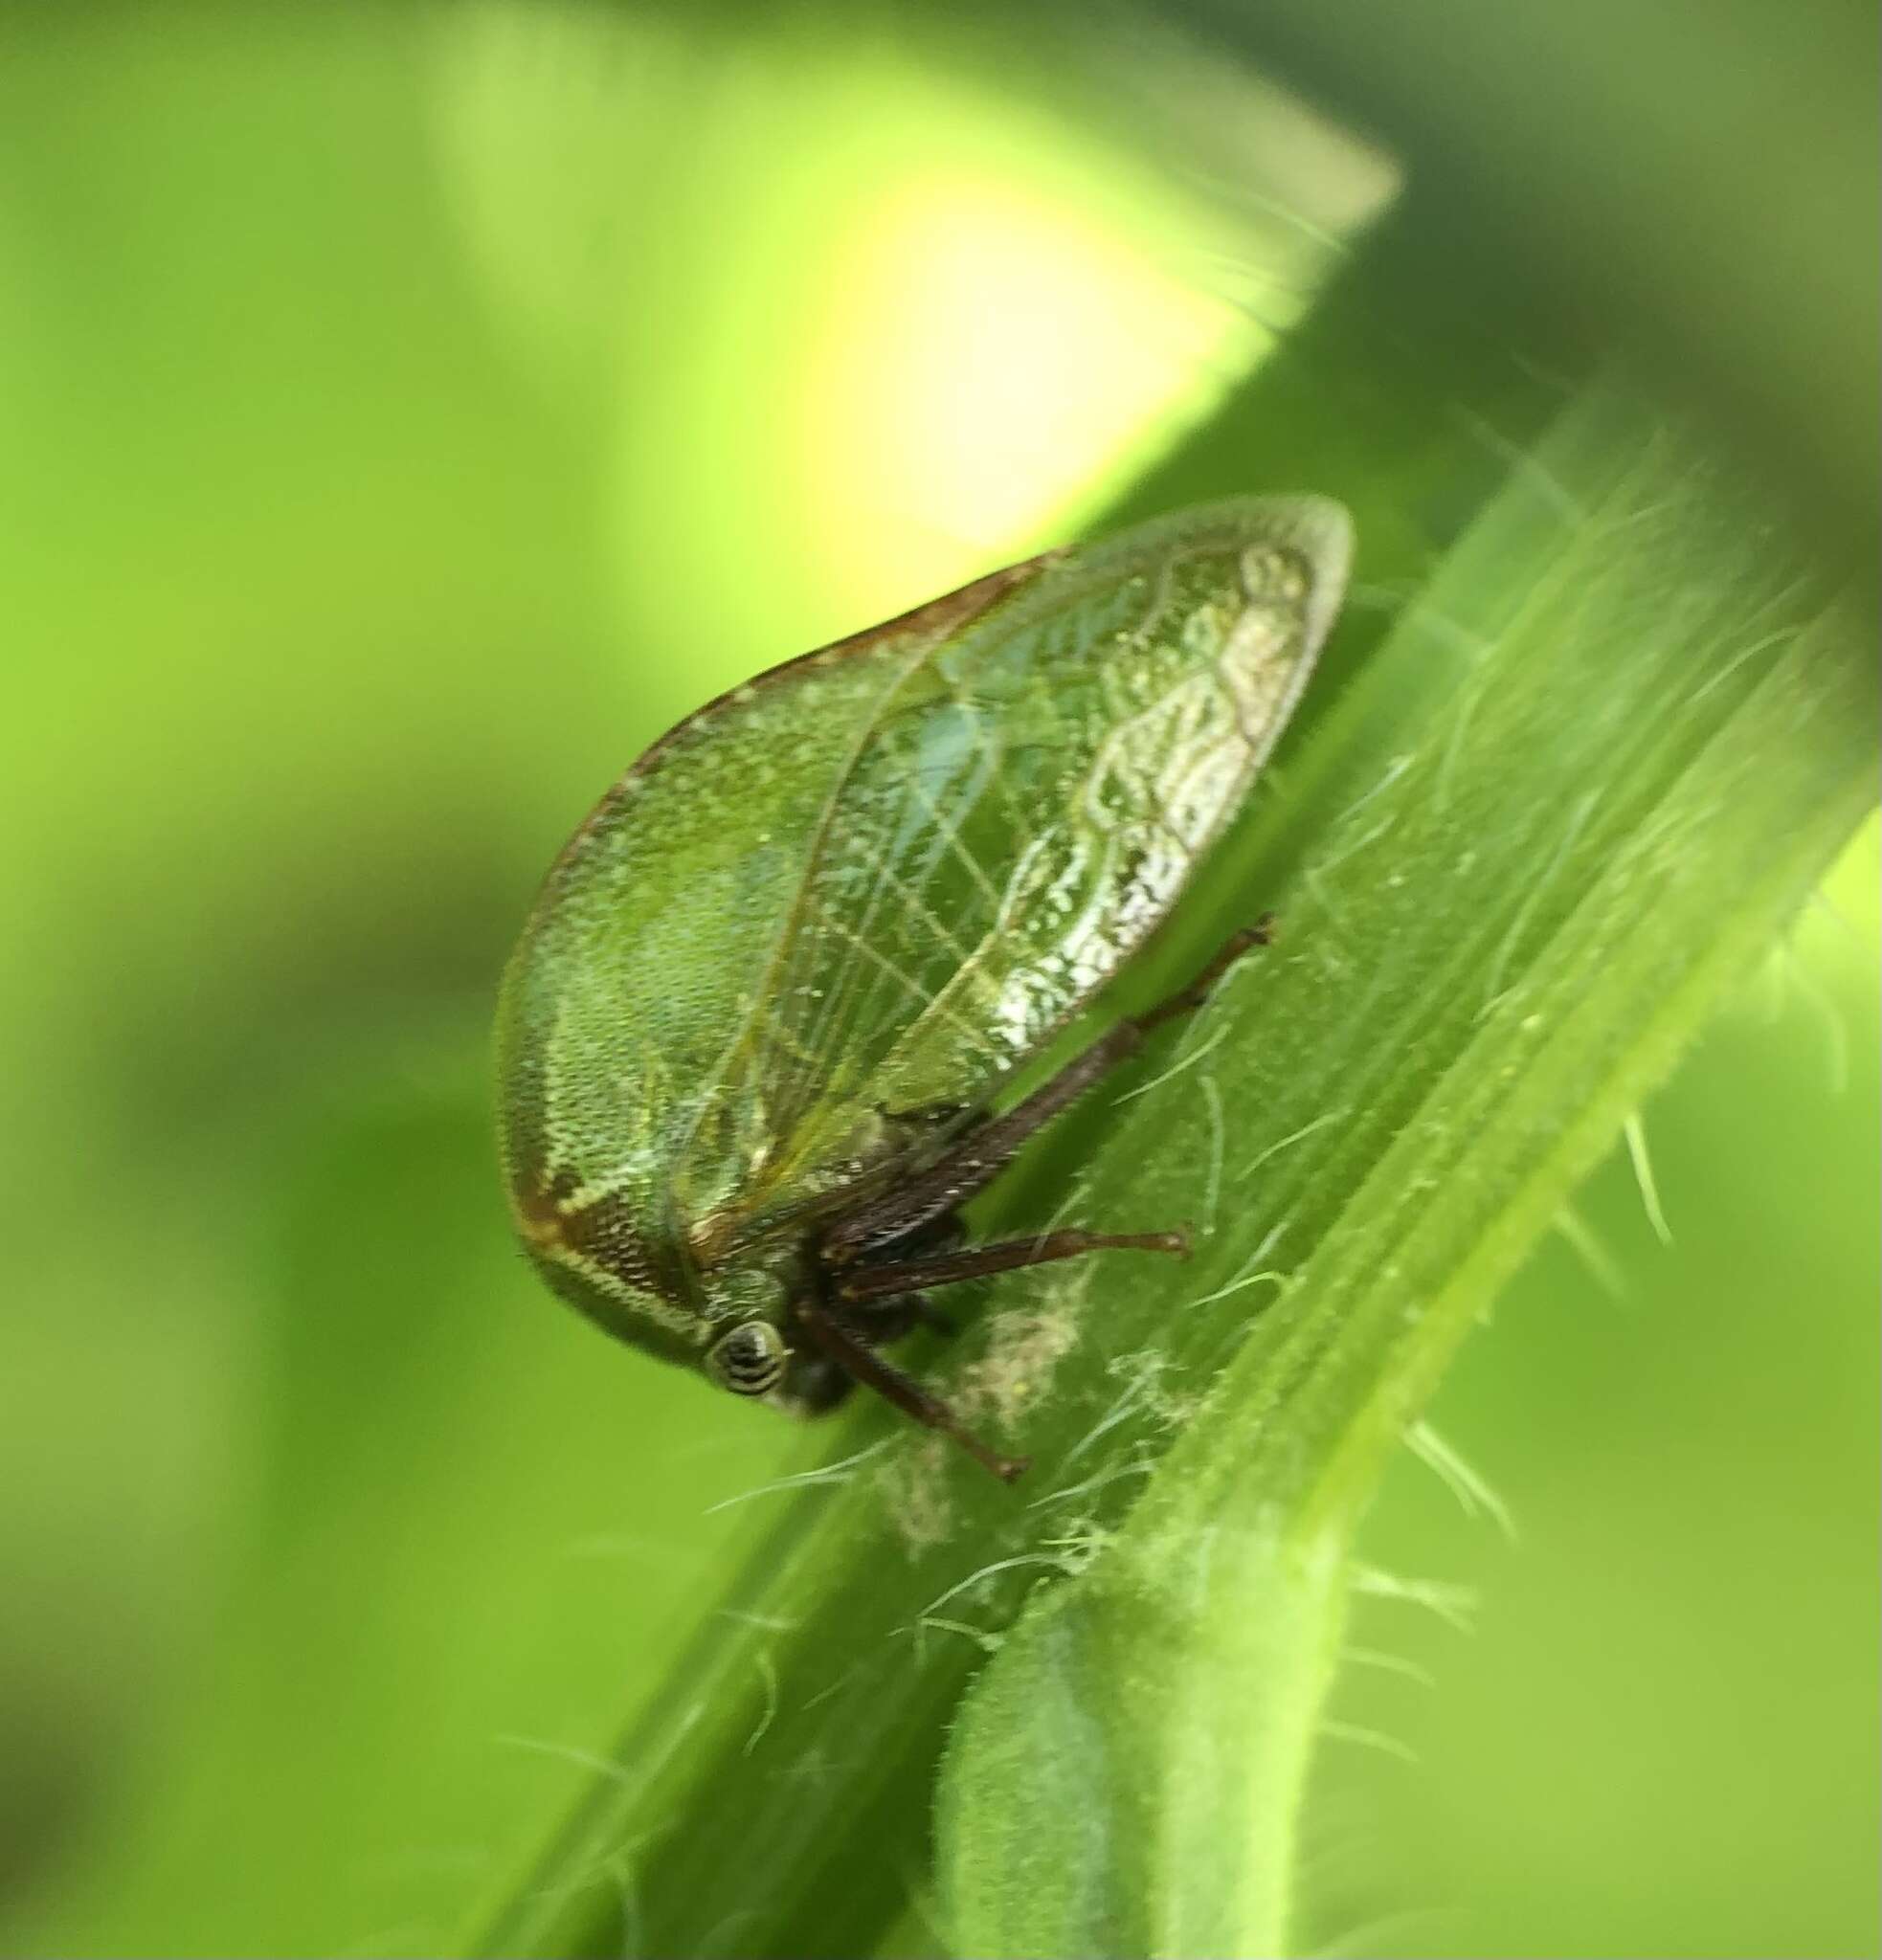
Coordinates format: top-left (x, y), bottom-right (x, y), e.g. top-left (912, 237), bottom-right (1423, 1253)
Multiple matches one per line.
top-left (705, 1321), bottom-right (788, 1397)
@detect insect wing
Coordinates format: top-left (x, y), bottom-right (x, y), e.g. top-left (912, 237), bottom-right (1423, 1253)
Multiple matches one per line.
top-left (496, 558), bottom-right (1052, 1266)
top-left (732, 497), bottom-right (1352, 1213)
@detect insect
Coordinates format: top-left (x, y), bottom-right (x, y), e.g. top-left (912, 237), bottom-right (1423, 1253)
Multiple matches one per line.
top-left (497, 497), bottom-right (1352, 1480)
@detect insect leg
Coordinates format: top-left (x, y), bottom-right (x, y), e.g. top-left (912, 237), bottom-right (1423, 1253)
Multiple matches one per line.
top-left (819, 918), bottom-right (1271, 1265)
top-left (838, 1289), bottom-right (957, 1338)
top-left (837, 1227), bottom-right (1188, 1304)
top-left (792, 1294), bottom-right (1028, 1481)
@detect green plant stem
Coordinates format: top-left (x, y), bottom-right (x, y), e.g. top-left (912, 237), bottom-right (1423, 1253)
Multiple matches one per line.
top-left (461, 197), bottom-right (1875, 1960)
top-left (941, 388), bottom-right (1873, 1956)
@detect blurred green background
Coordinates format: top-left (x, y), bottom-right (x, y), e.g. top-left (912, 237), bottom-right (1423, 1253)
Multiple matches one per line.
top-left (1, 7), bottom-right (1873, 1957)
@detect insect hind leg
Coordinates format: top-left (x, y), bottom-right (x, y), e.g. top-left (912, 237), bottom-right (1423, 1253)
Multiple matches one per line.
top-left (818, 918), bottom-right (1271, 1266)
top-left (798, 921), bottom-right (1271, 1481)
top-left (836, 1227), bottom-right (1189, 1306)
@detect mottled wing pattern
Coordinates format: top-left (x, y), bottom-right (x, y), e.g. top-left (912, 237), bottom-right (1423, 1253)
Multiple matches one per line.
top-left (727, 497), bottom-right (1352, 1217)
top-left (499, 499), bottom-right (1350, 1312)
top-left (495, 557), bottom-right (1051, 1318)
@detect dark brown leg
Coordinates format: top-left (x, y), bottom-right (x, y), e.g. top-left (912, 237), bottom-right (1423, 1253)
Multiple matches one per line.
top-left (792, 1293), bottom-right (1028, 1481)
top-left (818, 920), bottom-right (1271, 1267)
top-left (841, 1289), bottom-right (956, 1339)
top-left (837, 1226), bottom-right (1189, 1305)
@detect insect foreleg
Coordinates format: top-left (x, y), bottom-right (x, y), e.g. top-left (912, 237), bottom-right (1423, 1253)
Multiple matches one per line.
top-left (791, 1294), bottom-right (1028, 1481)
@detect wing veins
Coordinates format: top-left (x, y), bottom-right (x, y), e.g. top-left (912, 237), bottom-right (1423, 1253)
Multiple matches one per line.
top-left (813, 915), bottom-right (1007, 1067)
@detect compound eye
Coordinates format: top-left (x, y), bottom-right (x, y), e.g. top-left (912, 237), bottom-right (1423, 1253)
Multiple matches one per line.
top-left (705, 1320), bottom-right (788, 1397)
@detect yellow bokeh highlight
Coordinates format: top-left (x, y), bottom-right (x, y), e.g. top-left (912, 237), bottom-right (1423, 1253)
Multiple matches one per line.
top-left (813, 170), bottom-right (1246, 567)
top-left (787, 58), bottom-right (1387, 613)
